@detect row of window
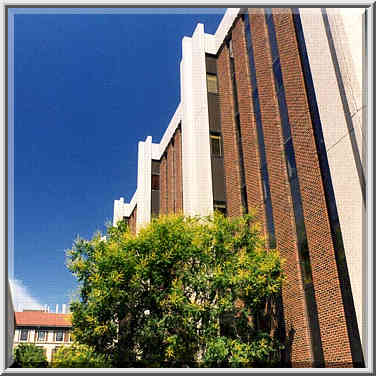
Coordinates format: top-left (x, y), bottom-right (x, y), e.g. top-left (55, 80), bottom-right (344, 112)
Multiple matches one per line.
top-left (206, 54), bottom-right (228, 217)
top-left (18, 328), bottom-right (72, 343)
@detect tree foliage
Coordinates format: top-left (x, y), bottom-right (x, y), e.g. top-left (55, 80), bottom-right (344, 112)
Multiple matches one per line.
top-left (67, 213), bottom-right (284, 367)
top-left (13, 343), bottom-right (48, 368)
top-left (50, 343), bottom-right (111, 368)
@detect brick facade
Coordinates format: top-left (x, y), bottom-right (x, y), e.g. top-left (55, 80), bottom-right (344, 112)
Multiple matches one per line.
top-left (272, 9), bottom-right (353, 367)
top-left (248, 9), bottom-right (313, 366)
top-left (217, 44), bottom-right (243, 217)
top-left (167, 142), bottom-right (175, 213)
top-left (174, 127), bottom-right (183, 213)
top-left (157, 129), bottom-right (183, 216)
top-left (128, 206), bottom-right (137, 234)
top-left (232, 17), bottom-right (266, 229)
top-left (160, 155), bottom-right (167, 215)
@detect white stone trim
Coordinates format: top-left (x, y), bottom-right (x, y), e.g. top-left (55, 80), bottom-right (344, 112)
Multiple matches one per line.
top-left (136, 136), bottom-right (152, 232)
top-left (155, 103), bottom-right (182, 160)
top-left (205, 33), bottom-right (216, 54)
top-left (214, 8), bottom-right (240, 52)
top-left (180, 23), bottom-right (213, 216)
top-left (113, 191), bottom-right (137, 226)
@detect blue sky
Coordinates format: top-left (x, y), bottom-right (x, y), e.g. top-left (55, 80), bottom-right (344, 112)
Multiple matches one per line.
top-left (10, 8), bottom-right (226, 311)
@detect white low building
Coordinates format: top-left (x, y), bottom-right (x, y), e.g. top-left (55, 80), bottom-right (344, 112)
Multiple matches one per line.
top-left (13, 309), bottom-right (72, 363)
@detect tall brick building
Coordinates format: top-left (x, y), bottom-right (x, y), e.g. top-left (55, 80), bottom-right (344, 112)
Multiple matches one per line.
top-left (113, 8), bottom-right (366, 368)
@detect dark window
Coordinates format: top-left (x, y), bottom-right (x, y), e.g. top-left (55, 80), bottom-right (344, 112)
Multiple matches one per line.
top-left (214, 201), bottom-right (227, 216)
top-left (151, 174), bottom-right (160, 190)
top-left (37, 330), bottom-right (47, 342)
top-left (241, 185), bottom-right (248, 214)
top-left (55, 331), bottom-right (64, 342)
top-left (206, 73), bottom-right (218, 93)
top-left (210, 134), bottom-right (222, 157)
top-left (20, 329), bottom-right (28, 341)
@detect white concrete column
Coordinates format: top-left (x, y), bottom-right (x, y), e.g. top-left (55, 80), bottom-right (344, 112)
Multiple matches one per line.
top-left (136, 136), bottom-right (152, 231)
top-left (180, 24), bottom-right (213, 217)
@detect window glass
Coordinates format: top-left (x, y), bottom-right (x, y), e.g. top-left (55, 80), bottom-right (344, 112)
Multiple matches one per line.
top-left (151, 174), bottom-right (160, 190)
top-left (210, 134), bottom-right (222, 157)
top-left (37, 330), bottom-right (46, 342)
top-left (214, 201), bottom-right (227, 216)
top-left (55, 331), bottom-right (64, 342)
top-left (206, 74), bottom-right (218, 93)
top-left (20, 329), bottom-right (28, 341)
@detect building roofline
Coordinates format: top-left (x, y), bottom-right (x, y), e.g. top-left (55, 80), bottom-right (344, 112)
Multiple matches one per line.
top-left (114, 8), bottom-right (241, 220)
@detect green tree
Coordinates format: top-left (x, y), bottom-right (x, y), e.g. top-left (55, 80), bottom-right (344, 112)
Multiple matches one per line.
top-left (13, 343), bottom-right (48, 368)
top-left (50, 343), bottom-right (111, 368)
top-left (67, 213), bottom-right (284, 367)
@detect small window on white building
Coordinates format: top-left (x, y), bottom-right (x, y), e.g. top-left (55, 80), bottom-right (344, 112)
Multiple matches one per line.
top-left (55, 330), bottom-right (64, 342)
top-left (37, 330), bottom-right (47, 342)
top-left (20, 329), bottom-right (28, 341)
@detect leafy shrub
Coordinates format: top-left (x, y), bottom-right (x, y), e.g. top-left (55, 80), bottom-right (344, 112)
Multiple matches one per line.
top-left (50, 343), bottom-right (111, 368)
top-left (13, 343), bottom-right (48, 368)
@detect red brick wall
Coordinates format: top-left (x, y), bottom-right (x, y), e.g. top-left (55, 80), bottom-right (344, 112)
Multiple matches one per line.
top-left (217, 44), bottom-right (243, 217)
top-left (167, 142), bottom-right (175, 213)
top-left (248, 9), bottom-right (313, 367)
top-left (174, 128), bottom-right (183, 213)
top-left (158, 128), bottom-right (182, 216)
top-left (129, 206), bottom-right (137, 234)
top-left (160, 155), bottom-right (167, 215)
top-left (232, 17), bottom-right (266, 230)
top-left (272, 9), bottom-right (353, 367)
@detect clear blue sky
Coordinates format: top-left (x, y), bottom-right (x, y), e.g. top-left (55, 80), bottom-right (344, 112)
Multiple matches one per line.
top-left (11, 8), bottom-right (226, 310)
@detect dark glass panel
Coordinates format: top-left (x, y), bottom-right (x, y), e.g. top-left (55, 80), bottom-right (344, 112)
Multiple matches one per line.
top-left (151, 174), bottom-right (160, 190)
top-left (210, 134), bottom-right (222, 157)
top-left (55, 331), bottom-right (64, 342)
top-left (20, 329), bottom-right (28, 341)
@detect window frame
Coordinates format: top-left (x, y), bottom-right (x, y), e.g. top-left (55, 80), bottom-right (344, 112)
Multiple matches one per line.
top-left (213, 201), bottom-right (227, 216)
top-left (210, 134), bottom-right (222, 157)
top-left (206, 73), bottom-right (218, 94)
top-left (151, 174), bottom-right (160, 191)
top-left (36, 330), bottom-right (48, 342)
top-left (54, 330), bottom-right (64, 342)
top-left (19, 329), bottom-right (28, 341)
